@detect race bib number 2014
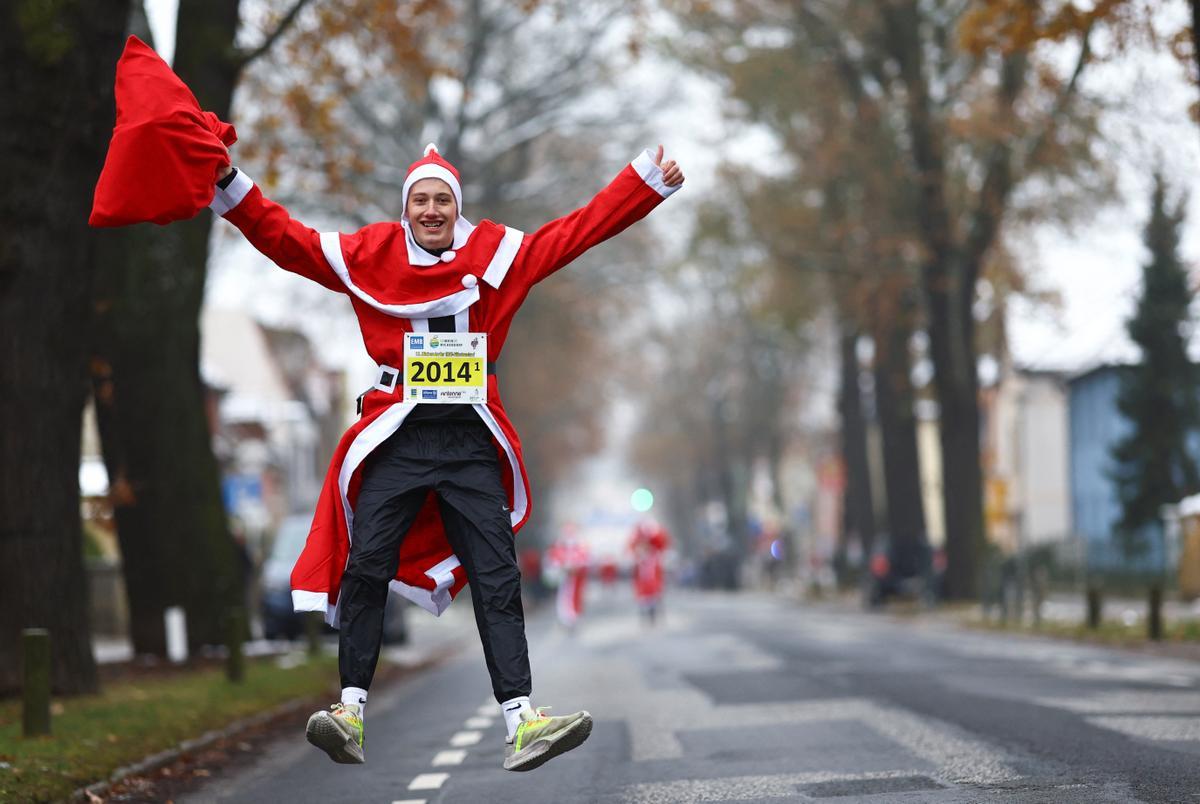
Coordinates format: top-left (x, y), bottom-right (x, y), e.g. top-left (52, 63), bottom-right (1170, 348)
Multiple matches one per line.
top-left (403, 332), bottom-right (488, 404)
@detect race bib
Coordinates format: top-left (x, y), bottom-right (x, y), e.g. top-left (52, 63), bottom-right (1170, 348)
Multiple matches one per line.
top-left (403, 332), bottom-right (488, 404)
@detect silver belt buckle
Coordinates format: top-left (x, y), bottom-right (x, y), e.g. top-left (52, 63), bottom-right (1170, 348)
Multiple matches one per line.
top-left (374, 364), bottom-right (399, 393)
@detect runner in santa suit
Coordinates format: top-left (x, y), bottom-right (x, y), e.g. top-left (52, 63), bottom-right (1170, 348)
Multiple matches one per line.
top-left (630, 519), bottom-right (672, 625)
top-left (546, 531), bottom-right (590, 633)
top-left (210, 144), bottom-right (683, 770)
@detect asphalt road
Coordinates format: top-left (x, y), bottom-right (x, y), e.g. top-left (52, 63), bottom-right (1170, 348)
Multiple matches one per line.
top-left (181, 588), bottom-right (1200, 803)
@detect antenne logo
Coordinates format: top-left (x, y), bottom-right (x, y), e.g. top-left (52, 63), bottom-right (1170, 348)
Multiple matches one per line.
top-left (410, 336), bottom-right (424, 349)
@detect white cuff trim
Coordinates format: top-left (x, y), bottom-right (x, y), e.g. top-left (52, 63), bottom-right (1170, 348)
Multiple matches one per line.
top-left (209, 169), bottom-right (253, 216)
top-left (292, 589), bottom-right (329, 612)
top-left (631, 150), bottom-right (680, 198)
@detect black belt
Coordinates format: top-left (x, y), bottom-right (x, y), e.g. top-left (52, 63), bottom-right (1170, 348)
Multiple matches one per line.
top-left (357, 361), bottom-right (497, 415)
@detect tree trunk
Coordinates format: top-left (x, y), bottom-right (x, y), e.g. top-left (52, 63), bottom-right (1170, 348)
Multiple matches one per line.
top-left (925, 257), bottom-right (985, 599)
top-left (711, 395), bottom-right (747, 588)
top-left (872, 308), bottom-right (927, 578)
top-left (1193, 1), bottom-right (1200, 99)
top-left (838, 329), bottom-right (877, 567)
top-left (0, 0), bottom-right (131, 693)
top-left (90, 0), bottom-right (245, 651)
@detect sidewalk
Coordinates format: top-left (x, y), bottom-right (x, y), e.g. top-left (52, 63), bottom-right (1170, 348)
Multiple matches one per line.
top-left (1038, 591), bottom-right (1200, 627)
top-left (92, 599), bottom-right (482, 669)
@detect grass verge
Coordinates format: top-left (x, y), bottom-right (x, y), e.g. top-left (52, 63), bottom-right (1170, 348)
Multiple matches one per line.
top-left (0, 654), bottom-right (337, 804)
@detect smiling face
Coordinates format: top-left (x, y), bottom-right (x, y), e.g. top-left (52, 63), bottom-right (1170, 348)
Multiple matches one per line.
top-left (406, 178), bottom-right (458, 250)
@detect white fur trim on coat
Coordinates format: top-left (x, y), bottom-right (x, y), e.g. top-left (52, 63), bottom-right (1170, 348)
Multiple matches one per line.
top-left (320, 231), bottom-right (480, 318)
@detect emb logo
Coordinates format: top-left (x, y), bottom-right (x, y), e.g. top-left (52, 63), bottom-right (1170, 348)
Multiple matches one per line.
top-left (410, 336), bottom-right (424, 349)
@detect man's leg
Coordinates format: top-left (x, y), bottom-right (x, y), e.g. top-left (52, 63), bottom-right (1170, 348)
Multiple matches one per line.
top-left (434, 424), bottom-right (591, 771)
top-left (339, 464), bottom-right (428, 694)
top-left (434, 449), bottom-right (531, 705)
top-left (309, 427), bottom-right (430, 764)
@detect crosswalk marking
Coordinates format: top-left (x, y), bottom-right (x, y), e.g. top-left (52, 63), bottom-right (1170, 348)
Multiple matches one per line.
top-left (621, 770), bottom-right (925, 804)
top-left (465, 716), bottom-right (492, 729)
top-left (432, 749), bottom-right (468, 766)
top-left (408, 773), bottom-right (449, 790)
top-left (1089, 715), bottom-right (1200, 741)
top-left (1039, 691), bottom-right (1200, 714)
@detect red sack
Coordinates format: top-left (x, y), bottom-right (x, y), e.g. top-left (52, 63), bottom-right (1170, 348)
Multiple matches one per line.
top-left (89, 36), bottom-right (236, 227)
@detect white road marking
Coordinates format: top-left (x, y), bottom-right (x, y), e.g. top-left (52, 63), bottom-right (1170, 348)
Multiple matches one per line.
top-left (476, 703), bottom-right (494, 716)
top-left (615, 694), bottom-right (1019, 783)
top-left (432, 749), bottom-right (468, 766)
top-left (449, 730), bottom-right (483, 747)
top-left (465, 716), bottom-right (493, 729)
top-left (391, 800), bottom-right (427, 804)
top-left (408, 773), bottom-right (449, 790)
top-left (1089, 715), bottom-right (1200, 741)
top-left (1039, 691), bottom-right (1200, 714)
top-left (621, 769), bottom-right (926, 803)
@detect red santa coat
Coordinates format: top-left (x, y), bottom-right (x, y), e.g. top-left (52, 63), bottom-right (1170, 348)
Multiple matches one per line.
top-left (211, 153), bottom-right (678, 623)
top-left (630, 521), bottom-right (671, 602)
top-left (546, 538), bottom-right (590, 625)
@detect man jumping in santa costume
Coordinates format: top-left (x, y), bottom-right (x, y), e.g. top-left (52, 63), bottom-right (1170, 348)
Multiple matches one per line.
top-left (209, 142), bottom-right (682, 769)
top-left (90, 35), bottom-right (683, 772)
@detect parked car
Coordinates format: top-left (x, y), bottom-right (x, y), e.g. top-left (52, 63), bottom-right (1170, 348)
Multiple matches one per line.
top-left (865, 538), bottom-right (941, 608)
top-left (261, 514), bottom-right (408, 643)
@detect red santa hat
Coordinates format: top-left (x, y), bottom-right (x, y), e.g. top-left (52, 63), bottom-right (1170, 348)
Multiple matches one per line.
top-left (402, 143), bottom-right (463, 215)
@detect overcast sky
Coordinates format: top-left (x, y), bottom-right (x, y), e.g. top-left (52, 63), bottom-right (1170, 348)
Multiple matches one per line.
top-left (146, 0), bottom-right (1200, 379)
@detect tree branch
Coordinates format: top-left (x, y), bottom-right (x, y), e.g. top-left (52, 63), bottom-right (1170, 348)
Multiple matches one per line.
top-left (961, 21), bottom-right (1092, 298)
top-left (235, 0), bottom-right (314, 71)
top-left (1019, 22), bottom-right (1094, 174)
top-left (959, 48), bottom-right (1027, 311)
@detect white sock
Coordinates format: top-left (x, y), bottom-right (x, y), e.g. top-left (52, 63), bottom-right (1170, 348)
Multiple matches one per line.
top-left (341, 686), bottom-right (368, 719)
top-left (500, 695), bottom-right (531, 739)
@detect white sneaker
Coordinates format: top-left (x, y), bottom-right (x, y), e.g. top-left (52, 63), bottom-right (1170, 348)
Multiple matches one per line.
top-left (502, 707), bottom-right (592, 772)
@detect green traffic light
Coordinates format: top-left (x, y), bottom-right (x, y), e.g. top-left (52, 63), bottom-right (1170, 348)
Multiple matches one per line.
top-left (631, 487), bottom-right (654, 512)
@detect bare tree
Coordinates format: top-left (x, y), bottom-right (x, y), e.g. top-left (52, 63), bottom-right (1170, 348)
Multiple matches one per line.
top-left (90, 0), bottom-right (314, 653)
top-left (0, 0), bottom-right (132, 693)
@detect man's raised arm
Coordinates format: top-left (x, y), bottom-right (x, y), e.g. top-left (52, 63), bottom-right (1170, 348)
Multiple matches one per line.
top-left (211, 161), bottom-right (344, 293)
top-left (518, 145), bottom-right (685, 287)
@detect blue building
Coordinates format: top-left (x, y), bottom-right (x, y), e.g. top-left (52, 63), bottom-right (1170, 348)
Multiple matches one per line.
top-left (1067, 364), bottom-right (1170, 575)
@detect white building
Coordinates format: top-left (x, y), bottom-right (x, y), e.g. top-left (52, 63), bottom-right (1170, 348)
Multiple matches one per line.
top-left (983, 368), bottom-right (1072, 553)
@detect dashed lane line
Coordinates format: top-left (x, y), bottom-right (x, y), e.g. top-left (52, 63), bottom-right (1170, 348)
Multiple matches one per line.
top-left (432, 749), bottom-right (468, 766)
top-left (408, 773), bottom-right (450, 791)
top-left (390, 699), bottom-right (500, 800)
top-left (449, 730), bottom-right (483, 747)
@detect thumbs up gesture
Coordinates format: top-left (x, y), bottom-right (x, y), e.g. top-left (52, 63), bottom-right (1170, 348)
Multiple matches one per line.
top-left (654, 145), bottom-right (684, 187)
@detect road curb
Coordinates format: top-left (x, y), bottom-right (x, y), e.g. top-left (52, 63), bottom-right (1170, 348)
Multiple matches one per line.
top-left (71, 695), bottom-right (314, 803)
top-left (69, 639), bottom-right (469, 803)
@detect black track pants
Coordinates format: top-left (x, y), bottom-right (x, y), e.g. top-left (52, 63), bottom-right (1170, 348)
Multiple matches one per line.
top-left (337, 420), bottom-right (532, 702)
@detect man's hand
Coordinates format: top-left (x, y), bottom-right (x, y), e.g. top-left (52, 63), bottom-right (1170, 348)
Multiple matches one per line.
top-left (653, 144), bottom-right (684, 187)
top-left (217, 146), bottom-right (233, 181)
